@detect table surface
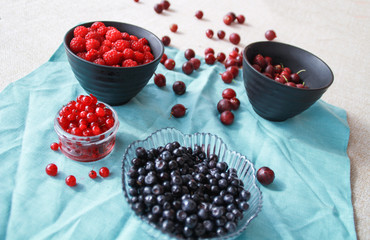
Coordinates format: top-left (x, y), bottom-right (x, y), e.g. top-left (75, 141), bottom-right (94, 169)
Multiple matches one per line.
top-left (1, 0), bottom-right (369, 239)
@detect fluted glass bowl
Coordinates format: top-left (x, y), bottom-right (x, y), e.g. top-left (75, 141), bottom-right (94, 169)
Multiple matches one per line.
top-left (122, 128), bottom-right (262, 239)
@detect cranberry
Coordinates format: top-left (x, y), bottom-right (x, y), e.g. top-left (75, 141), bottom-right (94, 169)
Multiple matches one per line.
top-left (224, 58), bottom-right (238, 68)
top-left (154, 73), bottom-right (166, 87)
top-left (220, 71), bottom-right (233, 84)
top-left (205, 54), bottom-right (216, 65)
top-left (206, 29), bottom-right (214, 38)
top-left (154, 3), bottom-right (164, 14)
top-left (220, 111), bottom-right (234, 125)
top-left (217, 99), bottom-right (232, 113)
top-left (217, 52), bottom-right (226, 63)
top-left (89, 170), bottom-right (97, 179)
top-left (50, 142), bottom-right (59, 151)
top-left (229, 97), bottom-right (240, 110)
top-left (184, 49), bottom-right (195, 60)
top-left (226, 12), bottom-right (237, 21)
top-left (253, 54), bottom-right (267, 69)
top-left (204, 48), bottom-right (215, 55)
top-left (45, 163), bottom-right (58, 176)
top-left (182, 61), bottom-right (194, 75)
top-left (161, 0), bottom-right (170, 10)
top-left (65, 175), bottom-right (77, 187)
top-left (160, 53), bottom-right (168, 64)
top-left (171, 104), bottom-right (186, 118)
top-left (222, 88), bottom-right (236, 99)
top-left (217, 30), bottom-right (226, 39)
top-left (164, 59), bottom-right (175, 70)
top-left (195, 10), bottom-right (203, 19)
top-left (229, 50), bottom-right (239, 59)
top-left (173, 81), bottom-right (186, 95)
top-left (189, 58), bottom-right (201, 70)
top-left (99, 167), bottom-right (110, 177)
top-left (236, 14), bottom-right (245, 24)
top-left (257, 167), bottom-right (275, 185)
top-left (227, 66), bottom-right (239, 78)
top-left (161, 36), bottom-right (171, 46)
top-left (265, 30), bottom-right (276, 41)
top-left (223, 15), bottom-right (233, 25)
top-left (170, 24), bottom-right (178, 33)
top-left (229, 33), bottom-right (241, 45)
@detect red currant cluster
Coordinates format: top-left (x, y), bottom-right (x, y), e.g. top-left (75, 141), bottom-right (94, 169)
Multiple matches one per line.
top-left (57, 94), bottom-right (116, 137)
top-left (70, 22), bottom-right (154, 67)
top-left (252, 54), bottom-right (308, 88)
top-left (45, 162), bottom-right (110, 187)
top-left (217, 88), bottom-right (240, 125)
top-left (154, 0), bottom-right (170, 14)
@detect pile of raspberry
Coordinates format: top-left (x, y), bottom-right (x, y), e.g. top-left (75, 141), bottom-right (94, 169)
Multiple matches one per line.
top-left (57, 94), bottom-right (115, 136)
top-left (70, 22), bottom-right (154, 67)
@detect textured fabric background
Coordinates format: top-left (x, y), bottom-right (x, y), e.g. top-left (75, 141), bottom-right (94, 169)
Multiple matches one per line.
top-left (0, 0), bottom-right (368, 239)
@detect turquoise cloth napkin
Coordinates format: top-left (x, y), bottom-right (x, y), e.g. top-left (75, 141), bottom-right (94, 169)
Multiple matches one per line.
top-left (0, 45), bottom-right (356, 240)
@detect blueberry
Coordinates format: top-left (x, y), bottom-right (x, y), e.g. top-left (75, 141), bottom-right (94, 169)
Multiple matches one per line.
top-left (142, 186), bottom-right (152, 196)
top-left (225, 221), bottom-right (237, 232)
top-left (240, 189), bottom-right (251, 201)
top-left (227, 185), bottom-right (237, 195)
top-left (226, 212), bottom-right (235, 221)
top-left (157, 195), bottom-right (165, 205)
top-left (147, 213), bottom-right (158, 222)
top-left (152, 184), bottom-right (164, 195)
top-left (128, 168), bottom-right (138, 178)
top-left (209, 154), bottom-right (218, 162)
top-left (145, 161), bottom-right (155, 171)
top-left (216, 162), bottom-right (227, 172)
top-left (188, 179), bottom-right (198, 190)
top-left (218, 178), bottom-right (228, 189)
top-left (216, 227), bottom-right (227, 236)
top-left (158, 172), bottom-right (170, 181)
top-left (176, 157), bottom-right (185, 166)
top-left (182, 198), bottom-right (197, 213)
top-left (216, 216), bottom-right (227, 227)
top-left (211, 206), bottom-right (223, 218)
top-left (155, 160), bottom-right (167, 172)
top-left (204, 220), bottom-right (214, 232)
top-left (176, 210), bottom-right (187, 222)
top-left (183, 226), bottom-right (193, 237)
top-left (131, 157), bottom-right (142, 167)
top-left (194, 223), bottom-right (206, 237)
top-left (172, 200), bottom-right (181, 210)
top-left (208, 160), bottom-right (217, 169)
top-left (144, 174), bottom-right (157, 185)
top-left (239, 201), bottom-right (249, 211)
top-left (193, 145), bottom-right (202, 155)
top-left (162, 220), bottom-right (175, 233)
top-left (223, 194), bottom-right (234, 204)
top-left (172, 148), bottom-right (183, 157)
top-left (171, 184), bottom-right (182, 196)
top-left (135, 147), bottom-right (147, 159)
top-left (168, 160), bottom-right (178, 170)
top-left (213, 196), bottom-right (224, 205)
top-left (160, 150), bottom-right (172, 161)
top-left (129, 188), bottom-right (138, 196)
top-left (163, 209), bottom-right (175, 220)
top-left (197, 208), bottom-right (209, 220)
top-left (185, 214), bottom-right (198, 228)
top-left (152, 205), bottom-right (162, 215)
top-left (137, 167), bottom-right (146, 176)
top-left (144, 195), bottom-right (156, 206)
top-left (194, 173), bottom-right (206, 183)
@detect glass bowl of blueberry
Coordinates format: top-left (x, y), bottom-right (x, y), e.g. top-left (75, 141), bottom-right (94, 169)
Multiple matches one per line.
top-left (121, 127), bottom-right (262, 239)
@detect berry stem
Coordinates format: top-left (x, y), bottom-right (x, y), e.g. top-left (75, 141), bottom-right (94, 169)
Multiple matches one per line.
top-left (296, 69), bottom-right (306, 75)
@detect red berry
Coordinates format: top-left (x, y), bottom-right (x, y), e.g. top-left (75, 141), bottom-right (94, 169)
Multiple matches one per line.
top-left (103, 49), bottom-right (120, 66)
top-left (89, 170), bottom-right (97, 179)
top-left (204, 48), bottom-right (215, 55)
top-left (162, 36), bottom-right (171, 46)
top-left (45, 163), bottom-right (58, 176)
top-left (122, 59), bottom-right (138, 67)
top-left (160, 53), bottom-right (168, 64)
top-left (217, 30), bottom-right (226, 39)
top-left (154, 3), bottom-right (164, 14)
top-left (236, 14), bottom-right (245, 24)
top-left (229, 33), bottom-right (241, 45)
top-left (95, 107), bottom-right (105, 117)
top-left (217, 99), bottom-right (232, 113)
top-left (220, 111), bottom-right (234, 125)
top-left (170, 24), bottom-right (178, 33)
top-left (99, 167), bottom-right (110, 177)
top-left (173, 81), bottom-right (186, 95)
top-left (220, 71), bottom-right (233, 84)
top-left (73, 26), bottom-right (89, 38)
top-left (285, 82), bottom-right (297, 87)
top-left (86, 38), bottom-right (100, 51)
top-left (223, 15), bottom-right (233, 25)
top-left (70, 37), bottom-right (86, 53)
top-left (257, 167), bottom-right (275, 185)
top-left (189, 58), bottom-right (201, 70)
top-left (161, 0), bottom-right (170, 10)
top-left (205, 54), bottom-right (216, 65)
top-left (265, 30), bottom-right (277, 41)
top-left (182, 61), bottom-right (194, 75)
top-left (105, 29), bottom-right (122, 42)
top-left (164, 59), bottom-right (175, 70)
top-left (227, 66), bottom-right (239, 78)
top-left (65, 175), bottom-right (77, 187)
top-left (154, 73), bottom-right (166, 87)
top-left (184, 49), bottom-right (195, 60)
top-left (217, 52), bottom-right (226, 63)
top-left (229, 97), bottom-right (240, 110)
top-left (206, 29), bottom-right (214, 39)
top-left (195, 10), bottom-right (203, 19)
top-left (50, 142), bottom-right (59, 151)
top-left (222, 88), bottom-right (236, 99)
top-left (171, 104), bottom-right (186, 118)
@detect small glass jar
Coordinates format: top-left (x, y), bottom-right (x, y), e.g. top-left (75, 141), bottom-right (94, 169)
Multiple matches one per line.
top-left (54, 103), bottom-right (119, 162)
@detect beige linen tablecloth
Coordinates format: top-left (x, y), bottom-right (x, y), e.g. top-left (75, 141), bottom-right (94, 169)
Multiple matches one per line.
top-left (1, 0), bottom-right (368, 239)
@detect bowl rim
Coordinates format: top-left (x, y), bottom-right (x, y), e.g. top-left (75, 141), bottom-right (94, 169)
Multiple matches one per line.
top-left (54, 100), bottom-right (119, 143)
top-left (121, 127), bottom-right (263, 240)
top-left (63, 20), bottom-right (164, 69)
top-left (243, 41), bottom-right (334, 91)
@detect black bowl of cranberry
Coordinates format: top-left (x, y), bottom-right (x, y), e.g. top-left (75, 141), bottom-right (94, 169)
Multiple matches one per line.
top-left (242, 41), bottom-right (334, 121)
top-left (64, 21), bottom-right (164, 105)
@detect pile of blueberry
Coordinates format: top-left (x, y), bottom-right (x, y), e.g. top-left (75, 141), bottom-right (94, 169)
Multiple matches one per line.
top-left (125, 142), bottom-right (251, 238)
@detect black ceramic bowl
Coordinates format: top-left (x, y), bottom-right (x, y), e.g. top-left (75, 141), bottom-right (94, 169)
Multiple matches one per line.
top-left (64, 21), bottom-right (164, 105)
top-left (243, 41), bottom-right (334, 121)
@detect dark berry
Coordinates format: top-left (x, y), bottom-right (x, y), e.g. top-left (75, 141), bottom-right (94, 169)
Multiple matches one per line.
top-left (257, 166), bottom-right (275, 185)
top-left (154, 3), bottom-right (164, 14)
top-left (195, 10), bottom-right (203, 19)
top-left (161, 36), bottom-right (171, 46)
top-left (217, 99), bottom-right (232, 113)
top-left (184, 49), bottom-right (195, 60)
top-left (173, 81), bottom-right (186, 95)
top-left (229, 33), bottom-right (241, 45)
top-left (222, 88), bottom-right (236, 99)
top-left (171, 104), bottom-right (186, 118)
top-left (189, 58), bottom-right (201, 70)
top-left (205, 54), bottom-right (216, 65)
top-left (206, 29), bottom-right (214, 38)
top-left (265, 30), bottom-right (277, 41)
top-left (170, 23), bottom-right (178, 33)
top-left (220, 111), bottom-right (234, 125)
top-left (182, 61), bottom-right (194, 75)
top-left (154, 73), bottom-right (166, 87)
top-left (164, 58), bottom-right (175, 70)
top-left (217, 30), bottom-right (226, 39)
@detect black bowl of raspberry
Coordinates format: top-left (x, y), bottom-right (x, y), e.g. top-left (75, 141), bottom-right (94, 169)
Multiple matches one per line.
top-left (64, 21), bottom-right (164, 106)
top-left (242, 41), bottom-right (334, 121)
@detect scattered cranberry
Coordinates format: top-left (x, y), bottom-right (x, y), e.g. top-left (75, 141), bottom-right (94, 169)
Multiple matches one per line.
top-left (65, 175), bottom-right (77, 187)
top-left (217, 99), bottom-right (232, 113)
top-left (182, 61), bottom-right (194, 75)
top-left (154, 73), bottom-right (166, 87)
top-left (171, 104), bottom-right (186, 118)
top-left (227, 66), bottom-right (239, 78)
top-left (184, 49), bottom-right (195, 60)
top-left (189, 58), bottom-right (201, 70)
top-left (257, 167), bottom-right (275, 185)
top-left (220, 111), bottom-right (234, 125)
top-left (170, 24), bottom-right (178, 33)
top-left (50, 142), bottom-right (59, 151)
top-left (173, 81), bottom-right (186, 95)
top-left (224, 58), bottom-right (238, 69)
top-left (236, 14), bottom-right (245, 24)
top-left (195, 10), bottom-right (203, 19)
top-left (154, 3), bottom-right (164, 14)
top-left (223, 15), bottom-right (233, 25)
top-left (229, 97), bottom-right (240, 110)
top-left (161, 0), bottom-right (170, 10)
top-left (161, 36), bottom-right (171, 46)
top-left (206, 29), bottom-right (214, 39)
top-left (217, 30), bottom-right (226, 39)
top-left (205, 53), bottom-right (216, 65)
top-left (216, 52), bottom-right (226, 63)
top-left (45, 163), bottom-right (58, 176)
top-left (99, 167), bottom-right (110, 177)
top-left (222, 88), bottom-right (236, 99)
top-left (204, 48), bottom-right (215, 55)
top-left (229, 33), bottom-right (241, 45)
top-left (226, 12), bottom-right (237, 21)
top-left (89, 170), bottom-right (97, 179)
top-left (265, 30), bottom-right (277, 41)
top-left (220, 71), bottom-right (233, 84)
top-left (164, 58), bottom-right (175, 70)
top-left (160, 53), bottom-right (167, 64)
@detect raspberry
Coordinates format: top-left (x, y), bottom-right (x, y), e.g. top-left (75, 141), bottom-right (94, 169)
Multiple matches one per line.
top-left (85, 31), bottom-right (100, 41)
top-left (77, 52), bottom-right (87, 59)
top-left (129, 35), bottom-right (139, 41)
top-left (70, 37), bottom-right (86, 53)
top-left (144, 52), bottom-right (154, 61)
top-left (105, 29), bottom-right (122, 42)
top-left (134, 51), bottom-right (145, 63)
top-left (103, 49), bottom-right (120, 66)
top-left (101, 40), bottom-right (112, 47)
top-left (73, 26), bottom-right (88, 38)
top-left (94, 58), bottom-right (106, 65)
top-left (138, 38), bottom-right (149, 46)
top-left (122, 59), bottom-right (138, 67)
top-left (114, 40), bottom-right (130, 52)
top-left (106, 26), bottom-right (118, 32)
top-left (85, 49), bottom-right (99, 62)
top-left (91, 21), bottom-right (105, 30)
top-left (123, 48), bottom-right (134, 60)
top-left (99, 45), bottom-right (111, 56)
top-left (121, 32), bottom-right (130, 40)
top-left (143, 45), bottom-right (151, 52)
top-left (86, 39), bottom-right (101, 51)
top-left (97, 26), bottom-right (108, 37)
top-left (131, 41), bottom-right (144, 52)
